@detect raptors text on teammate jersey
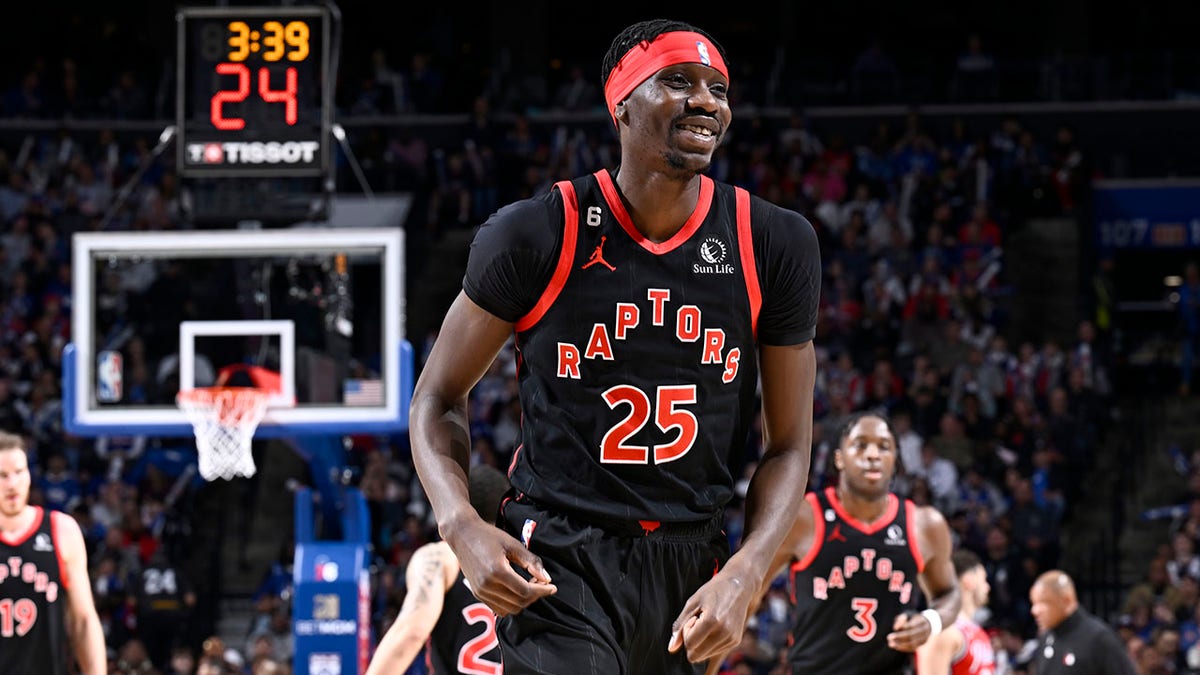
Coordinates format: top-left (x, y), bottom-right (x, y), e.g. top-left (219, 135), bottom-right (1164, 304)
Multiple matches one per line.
top-left (811, 547), bottom-right (915, 604)
top-left (554, 288), bottom-right (743, 385)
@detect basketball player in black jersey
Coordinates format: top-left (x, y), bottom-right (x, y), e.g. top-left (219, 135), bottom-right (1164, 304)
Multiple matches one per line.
top-left (411, 18), bottom-right (820, 674)
top-left (765, 412), bottom-right (959, 674)
top-left (366, 465), bottom-right (510, 675)
top-left (0, 432), bottom-right (107, 675)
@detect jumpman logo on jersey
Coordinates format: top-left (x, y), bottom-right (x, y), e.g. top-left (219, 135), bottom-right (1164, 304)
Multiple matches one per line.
top-left (582, 236), bottom-right (616, 271)
top-left (826, 524), bottom-right (847, 543)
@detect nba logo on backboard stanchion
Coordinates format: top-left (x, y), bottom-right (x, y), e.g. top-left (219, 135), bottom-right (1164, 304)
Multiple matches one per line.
top-left (314, 557), bottom-right (340, 582)
top-left (97, 351), bottom-right (123, 402)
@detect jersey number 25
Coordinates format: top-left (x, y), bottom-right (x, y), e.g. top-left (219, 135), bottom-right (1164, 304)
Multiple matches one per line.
top-left (600, 384), bottom-right (698, 464)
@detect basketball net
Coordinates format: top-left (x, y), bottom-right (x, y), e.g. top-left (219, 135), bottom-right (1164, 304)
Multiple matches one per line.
top-left (177, 365), bottom-right (281, 481)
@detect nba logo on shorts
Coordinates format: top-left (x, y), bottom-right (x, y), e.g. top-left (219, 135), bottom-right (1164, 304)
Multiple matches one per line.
top-left (97, 351), bottom-right (123, 402)
top-left (521, 519), bottom-right (537, 548)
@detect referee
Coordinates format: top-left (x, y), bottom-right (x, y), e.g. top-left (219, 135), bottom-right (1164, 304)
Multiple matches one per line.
top-left (1028, 570), bottom-right (1136, 674)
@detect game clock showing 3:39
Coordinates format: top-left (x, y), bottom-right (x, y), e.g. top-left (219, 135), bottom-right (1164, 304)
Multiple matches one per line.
top-left (176, 7), bottom-right (332, 177)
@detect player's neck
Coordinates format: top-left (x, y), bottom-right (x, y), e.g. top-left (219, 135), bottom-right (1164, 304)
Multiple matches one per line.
top-left (958, 604), bottom-right (977, 621)
top-left (834, 486), bottom-right (890, 524)
top-left (0, 504), bottom-right (36, 538)
top-left (611, 168), bottom-right (701, 243)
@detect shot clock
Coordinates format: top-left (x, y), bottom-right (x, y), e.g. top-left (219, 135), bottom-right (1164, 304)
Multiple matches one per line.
top-left (176, 6), bottom-right (332, 177)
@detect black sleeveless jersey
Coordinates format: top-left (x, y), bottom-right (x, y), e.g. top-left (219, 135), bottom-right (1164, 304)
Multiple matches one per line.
top-left (0, 507), bottom-right (70, 675)
top-left (493, 170), bottom-right (779, 521)
top-left (787, 488), bottom-right (924, 674)
top-left (426, 572), bottom-right (500, 675)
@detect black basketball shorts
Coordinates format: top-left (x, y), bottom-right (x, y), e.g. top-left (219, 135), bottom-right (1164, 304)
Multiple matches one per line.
top-left (496, 495), bottom-right (730, 675)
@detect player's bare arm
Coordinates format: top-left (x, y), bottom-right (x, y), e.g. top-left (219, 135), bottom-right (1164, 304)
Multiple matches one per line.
top-left (365, 541), bottom-right (458, 675)
top-left (410, 292), bottom-right (556, 616)
top-left (56, 512), bottom-right (107, 675)
top-left (915, 619), bottom-right (964, 675)
top-left (887, 506), bottom-right (960, 653)
top-left (671, 340), bottom-right (815, 663)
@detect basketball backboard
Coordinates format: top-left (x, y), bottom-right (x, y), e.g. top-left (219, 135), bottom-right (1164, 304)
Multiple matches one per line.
top-left (65, 228), bottom-right (409, 437)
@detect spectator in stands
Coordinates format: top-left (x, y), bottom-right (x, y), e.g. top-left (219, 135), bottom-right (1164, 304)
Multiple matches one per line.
top-left (850, 39), bottom-right (901, 103)
top-left (551, 64), bottom-right (600, 112)
top-left (950, 33), bottom-right (999, 101)
top-left (166, 645), bottom-right (196, 675)
top-left (1167, 531), bottom-right (1200, 586)
top-left (912, 441), bottom-right (960, 514)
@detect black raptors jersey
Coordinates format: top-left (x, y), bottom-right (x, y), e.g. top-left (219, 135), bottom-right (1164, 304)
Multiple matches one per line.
top-left (0, 507), bottom-right (70, 675)
top-left (501, 170), bottom-right (767, 521)
top-left (426, 573), bottom-right (501, 675)
top-left (788, 488), bottom-right (924, 674)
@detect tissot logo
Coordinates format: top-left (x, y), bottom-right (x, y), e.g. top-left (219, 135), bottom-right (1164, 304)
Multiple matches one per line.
top-left (187, 141), bottom-right (320, 165)
top-left (693, 236), bottom-right (734, 274)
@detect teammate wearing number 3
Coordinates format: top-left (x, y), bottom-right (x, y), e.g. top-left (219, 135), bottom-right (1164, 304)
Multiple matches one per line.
top-left (0, 432), bottom-right (107, 675)
top-left (410, 17), bottom-right (820, 674)
top-left (764, 412), bottom-right (959, 674)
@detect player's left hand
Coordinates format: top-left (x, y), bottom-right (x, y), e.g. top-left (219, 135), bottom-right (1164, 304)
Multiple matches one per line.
top-left (886, 612), bottom-right (933, 652)
top-left (667, 569), bottom-right (756, 664)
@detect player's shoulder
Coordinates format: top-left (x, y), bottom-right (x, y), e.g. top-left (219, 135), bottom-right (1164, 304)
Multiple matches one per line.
top-left (785, 491), bottom-right (821, 554)
top-left (411, 540), bottom-right (455, 563)
top-left (931, 619), bottom-right (967, 652)
top-left (742, 191), bottom-right (816, 236)
top-left (49, 508), bottom-right (83, 538)
top-left (48, 509), bottom-right (86, 560)
top-left (473, 190), bottom-right (562, 248)
top-left (407, 541), bottom-right (460, 587)
top-left (911, 502), bottom-right (950, 530)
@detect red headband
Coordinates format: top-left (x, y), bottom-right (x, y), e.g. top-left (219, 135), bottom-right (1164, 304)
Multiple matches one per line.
top-left (603, 31), bottom-right (728, 120)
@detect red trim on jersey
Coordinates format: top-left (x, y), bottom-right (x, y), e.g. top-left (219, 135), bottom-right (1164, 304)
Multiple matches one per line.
top-left (787, 487), bottom-right (825, 598)
top-left (49, 510), bottom-right (71, 590)
top-left (734, 187), bottom-right (761, 338)
top-left (0, 505), bottom-right (43, 547)
top-left (594, 170), bottom-right (714, 255)
top-left (905, 500), bottom-right (925, 573)
top-left (507, 444), bottom-right (523, 478)
top-left (515, 181), bottom-right (580, 332)
top-left (791, 493), bottom-right (825, 586)
top-left (824, 487), bottom-right (899, 535)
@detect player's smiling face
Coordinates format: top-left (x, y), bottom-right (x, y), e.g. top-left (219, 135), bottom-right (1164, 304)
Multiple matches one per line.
top-left (837, 416), bottom-right (896, 498)
top-left (624, 62), bottom-right (730, 176)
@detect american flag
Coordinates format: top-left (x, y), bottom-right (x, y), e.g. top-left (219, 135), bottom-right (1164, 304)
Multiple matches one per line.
top-left (343, 379), bottom-right (384, 406)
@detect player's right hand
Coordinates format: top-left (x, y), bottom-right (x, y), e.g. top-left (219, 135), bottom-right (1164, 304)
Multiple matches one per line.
top-left (445, 517), bottom-right (557, 616)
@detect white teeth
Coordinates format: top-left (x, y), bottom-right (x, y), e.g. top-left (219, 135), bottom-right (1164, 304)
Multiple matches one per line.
top-left (680, 124), bottom-right (713, 137)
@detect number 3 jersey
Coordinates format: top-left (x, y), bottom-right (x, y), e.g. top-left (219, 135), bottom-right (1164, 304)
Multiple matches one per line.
top-left (426, 572), bottom-right (500, 675)
top-left (464, 169), bottom-right (820, 523)
top-left (787, 488), bottom-right (924, 674)
top-left (0, 507), bottom-right (70, 675)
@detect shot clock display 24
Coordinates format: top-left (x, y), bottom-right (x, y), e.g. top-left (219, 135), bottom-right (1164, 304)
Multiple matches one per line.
top-left (176, 6), bottom-right (332, 177)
